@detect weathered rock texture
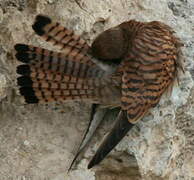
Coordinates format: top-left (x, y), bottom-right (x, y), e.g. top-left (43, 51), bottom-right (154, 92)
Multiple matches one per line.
top-left (0, 0), bottom-right (193, 179)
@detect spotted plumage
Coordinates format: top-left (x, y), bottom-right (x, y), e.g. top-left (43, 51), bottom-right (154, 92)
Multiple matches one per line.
top-left (15, 15), bottom-right (183, 170)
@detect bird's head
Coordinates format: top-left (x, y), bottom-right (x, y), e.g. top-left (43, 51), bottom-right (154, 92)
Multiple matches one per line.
top-left (90, 26), bottom-right (129, 64)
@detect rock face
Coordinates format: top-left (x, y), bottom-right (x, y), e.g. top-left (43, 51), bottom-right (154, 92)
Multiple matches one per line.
top-left (0, 0), bottom-right (193, 179)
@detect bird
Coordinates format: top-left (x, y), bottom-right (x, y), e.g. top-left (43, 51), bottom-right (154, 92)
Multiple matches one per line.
top-left (14, 15), bottom-right (184, 170)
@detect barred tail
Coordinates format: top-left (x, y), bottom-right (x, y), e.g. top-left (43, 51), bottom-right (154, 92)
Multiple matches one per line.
top-left (32, 15), bottom-right (89, 52)
top-left (15, 44), bottom-right (118, 104)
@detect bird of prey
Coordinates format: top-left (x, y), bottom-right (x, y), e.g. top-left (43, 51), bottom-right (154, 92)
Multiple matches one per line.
top-left (14, 15), bottom-right (184, 169)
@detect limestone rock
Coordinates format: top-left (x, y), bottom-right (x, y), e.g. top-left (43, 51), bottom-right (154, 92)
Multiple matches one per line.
top-left (0, 0), bottom-right (193, 179)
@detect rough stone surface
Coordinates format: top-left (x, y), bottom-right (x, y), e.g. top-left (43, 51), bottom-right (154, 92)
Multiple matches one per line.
top-left (0, 0), bottom-right (193, 179)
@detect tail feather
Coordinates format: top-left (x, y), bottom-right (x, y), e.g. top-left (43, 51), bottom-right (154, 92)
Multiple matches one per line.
top-left (17, 74), bottom-right (117, 104)
top-left (17, 76), bottom-right (95, 90)
top-left (88, 111), bottom-right (134, 169)
top-left (17, 74), bottom-right (99, 104)
top-left (19, 86), bottom-right (96, 104)
top-left (15, 15), bottom-right (121, 105)
top-left (15, 44), bottom-right (105, 79)
top-left (16, 64), bottom-right (107, 87)
top-left (15, 44), bottom-right (119, 104)
top-left (32, 15), bottom-right (89, 52)
top-left (15, 43), bottom-right (95, 67)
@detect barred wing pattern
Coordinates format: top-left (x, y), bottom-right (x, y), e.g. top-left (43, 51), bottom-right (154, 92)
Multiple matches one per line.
top-left (88, 21), bottom-right (183, 168)
top-left (15, 15), bottom-right (183, 169)
top-left (121, 21), bottom-right (182, 123)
